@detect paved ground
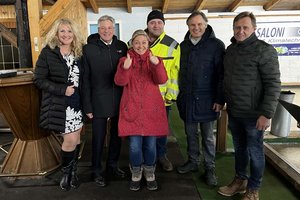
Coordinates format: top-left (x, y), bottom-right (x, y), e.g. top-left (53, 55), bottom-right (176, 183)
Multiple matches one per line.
top-left (0, 132), bottom-right (201, 200)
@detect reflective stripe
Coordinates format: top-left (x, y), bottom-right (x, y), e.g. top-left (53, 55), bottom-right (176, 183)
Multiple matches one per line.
top-left (160, 91), bottom-right (166, 96)
top-left (159, 82), bottom-right (168, 87)
top-left (167, 40), bottom-right (177, 58)
top-left (166, 88), bottom-right (179, 96)
top-left (169, 78), bottom-right (178, 85)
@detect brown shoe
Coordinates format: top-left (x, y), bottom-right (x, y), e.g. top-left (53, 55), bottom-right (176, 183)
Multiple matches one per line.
top-left (158, 155), bottom-right (173, 172)
top-left (241, 188), bottom-right (259, 200)
top-left (218, 176), bottom-right (247, 197)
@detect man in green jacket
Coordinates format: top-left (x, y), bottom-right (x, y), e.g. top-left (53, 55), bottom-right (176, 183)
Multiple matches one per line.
top-left (218, 12), bottom-right (281, 200)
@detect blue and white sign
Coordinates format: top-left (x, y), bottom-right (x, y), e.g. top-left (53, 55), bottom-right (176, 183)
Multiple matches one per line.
top-left (256, 22), bottom-right (300, 56)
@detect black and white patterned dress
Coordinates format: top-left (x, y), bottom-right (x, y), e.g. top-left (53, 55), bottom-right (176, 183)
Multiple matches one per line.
top-left (63, 54), bottom-right (83, 134)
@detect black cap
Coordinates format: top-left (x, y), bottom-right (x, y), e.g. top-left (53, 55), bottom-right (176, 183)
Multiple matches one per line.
top-left (147, 10), bottom-right (165, 24)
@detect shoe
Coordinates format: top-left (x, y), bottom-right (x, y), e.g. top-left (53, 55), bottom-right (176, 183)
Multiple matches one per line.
top-left (146, 180), bottom-right (158, 191)
top-left (143, 165), bottom-right (158, 191)
top-left (218, 176), bottom-right (247, 197)
top-left (94, 175), bottom-right (107, 187)
top-left (107, 167), bottom-right (126, 179)
top-left (158, 155), bottom-right (173, 172)
top-left (205, 168), bottom-right (218, 186)
top-left (176, 161), bottom-right (198, 174)
top-left (129, 165), bottom-right (142, 191)
top-left (241, 188), bottom-right (259, 200)
top-left (129, 180), bottom-right (141, 191)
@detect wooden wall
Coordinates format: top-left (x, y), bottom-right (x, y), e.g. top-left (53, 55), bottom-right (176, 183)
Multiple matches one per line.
top-left (0, 0), bottom-right (88, 66)
top-left (0, 5), bottom-right (16, 28)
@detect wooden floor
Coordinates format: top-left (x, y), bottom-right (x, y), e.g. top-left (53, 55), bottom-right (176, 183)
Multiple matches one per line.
top-left (0, 132), bottom-right (201, 200)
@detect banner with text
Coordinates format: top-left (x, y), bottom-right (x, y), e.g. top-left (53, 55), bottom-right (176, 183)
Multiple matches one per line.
top-left (256, 22), bottom-right (300, 56)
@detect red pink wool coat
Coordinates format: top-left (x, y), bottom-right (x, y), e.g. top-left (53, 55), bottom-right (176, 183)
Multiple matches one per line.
top-left (114, 49), bottom-right (169, 137)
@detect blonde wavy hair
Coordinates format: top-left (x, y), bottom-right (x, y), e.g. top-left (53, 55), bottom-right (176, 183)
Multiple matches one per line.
top-left (43, 18), bottom-right (85, 58)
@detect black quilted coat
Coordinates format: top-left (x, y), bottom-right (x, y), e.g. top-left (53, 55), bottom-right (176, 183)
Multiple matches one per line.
top-left (34, 45), bottom-right (82, 133)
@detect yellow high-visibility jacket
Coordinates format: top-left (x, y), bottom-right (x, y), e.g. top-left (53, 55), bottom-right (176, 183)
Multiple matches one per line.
top-left (150, 32), bottom-right (180, 106)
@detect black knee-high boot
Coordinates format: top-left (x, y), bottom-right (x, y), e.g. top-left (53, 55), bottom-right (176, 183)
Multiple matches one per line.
top-left (60, 150), bottom-right (75, 191)
top-left (70, 144), bottom-right (81, 189)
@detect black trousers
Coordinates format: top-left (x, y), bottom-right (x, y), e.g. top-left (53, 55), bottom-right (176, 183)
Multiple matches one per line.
top-left (91, 116), bottom-right (122, 175)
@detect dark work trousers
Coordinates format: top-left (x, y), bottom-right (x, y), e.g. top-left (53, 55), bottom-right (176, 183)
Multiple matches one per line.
top-left (91, 116), bottom-right (122, 175)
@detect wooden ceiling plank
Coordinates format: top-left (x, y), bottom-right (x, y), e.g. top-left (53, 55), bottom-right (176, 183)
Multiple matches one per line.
top-left (39, 0), bottom-right (73, 36)
top-left (88, 0), bottom-right (98, 13)
top-left (80, 0), bottom-right (98, 13)
top-left (0, 18), bottom-right (15, 23)
top-left (227, 0), bottom-right (243, 12)
top-left (263, 0), bottom-right (282, 11)
top-left (162, 0), bottom-right (170, 13)
top-left (127, 0), bottom-right (132, 13)
top-left (44, 0), bottom-right (55, 4)
top-left (194, 0), bottom-right (208, 11)
top-left (0, 22), bottom-right (17, 47)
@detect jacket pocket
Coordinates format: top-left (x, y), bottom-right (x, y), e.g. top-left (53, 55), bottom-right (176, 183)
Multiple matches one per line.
top-left (192, 94), bottom-right (214, 121)
top-left (121, 94), bottom-right (138, 122)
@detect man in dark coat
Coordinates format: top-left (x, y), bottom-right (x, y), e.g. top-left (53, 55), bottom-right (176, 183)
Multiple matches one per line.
top-left (176, 11), bottom-right (225, 186)
top-left (218, 12), bottom-right (281, 200)
top-left (82, 15), bottom-right (127, 187)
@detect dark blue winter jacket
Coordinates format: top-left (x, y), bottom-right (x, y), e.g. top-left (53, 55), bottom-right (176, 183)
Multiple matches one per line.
top-left (177, 25), bottom-right (225, 123)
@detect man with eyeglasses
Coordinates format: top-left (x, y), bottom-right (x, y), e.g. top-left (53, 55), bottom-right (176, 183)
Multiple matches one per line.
top-left (82, 15), bottom-right (128, 187)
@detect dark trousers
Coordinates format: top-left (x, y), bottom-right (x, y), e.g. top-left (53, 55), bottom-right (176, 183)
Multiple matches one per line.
top-left (228, 115), bottom-right (265, 189)
top-left (91, 116), bottom-right (121, 175)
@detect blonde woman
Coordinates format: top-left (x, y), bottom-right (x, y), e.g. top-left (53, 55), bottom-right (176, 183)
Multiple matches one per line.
top-left (34, 18), bottom-right (85, 191)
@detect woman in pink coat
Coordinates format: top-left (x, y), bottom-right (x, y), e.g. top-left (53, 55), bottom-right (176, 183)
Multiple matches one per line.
top-left (114, 29), bottom-right (168, 191)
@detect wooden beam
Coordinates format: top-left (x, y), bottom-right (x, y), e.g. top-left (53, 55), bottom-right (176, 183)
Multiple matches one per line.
top-left (87, 0), bottom-right (98, 13)
top-left (162, 0), bottom-right (170, 13)
top-left (264, 0), bottom-right (282, 11)
top-left (216, 109), bottom-right (228, 153)
top-left (44, 0), bottom-right (55, 4)
top-left (227, 0), bottom-right (243, 12)
top-left (0, 0), bottom-right (16, 5)
top-left (127, 0), bottom-right (132, 13)
top-left (81, 0), bottom-right (98, 13)
top-left (0, 18), bottom-right (15, 23)
top-left (39, 0), bottom-right (74, 36)
top-left (194, 0), bottom-right (208, 11)
top-left (15, 0), bottom-right (32, 68)
top-left (27, 0), bottom-right (43, 67)
top-left (0, 23), bottom-right (17, 48)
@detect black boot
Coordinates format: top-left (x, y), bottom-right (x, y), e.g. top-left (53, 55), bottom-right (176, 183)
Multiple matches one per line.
top-left (60, 150), bottom-right (74, 191)
top-left (129, 165), bottom-right (142, 191)
top-left (70, 144), bottom-right (81, 189)
top-left (143, 165), bottom-right (158, 191)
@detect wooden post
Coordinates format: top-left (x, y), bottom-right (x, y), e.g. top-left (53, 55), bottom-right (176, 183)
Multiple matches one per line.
top-left (27, 0), bottom-right (42, 67)
top-left (15, 0), bottom-right (32, 68)
top-left (216, 109), bottom-right (228, 153)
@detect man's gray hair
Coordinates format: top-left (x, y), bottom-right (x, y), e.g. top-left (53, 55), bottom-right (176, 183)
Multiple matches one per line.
top-left (98, 15), bottom-right (115, 27)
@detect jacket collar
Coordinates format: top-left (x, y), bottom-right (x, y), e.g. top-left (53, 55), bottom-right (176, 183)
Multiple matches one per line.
top-left (183, 25), bottom-right (215, 46)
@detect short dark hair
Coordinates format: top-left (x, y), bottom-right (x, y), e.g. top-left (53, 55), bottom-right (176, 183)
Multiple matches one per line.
top-left (233, 11), bottom-right (256, 28)
top-left (186, 11), bottom-right (208, 25)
